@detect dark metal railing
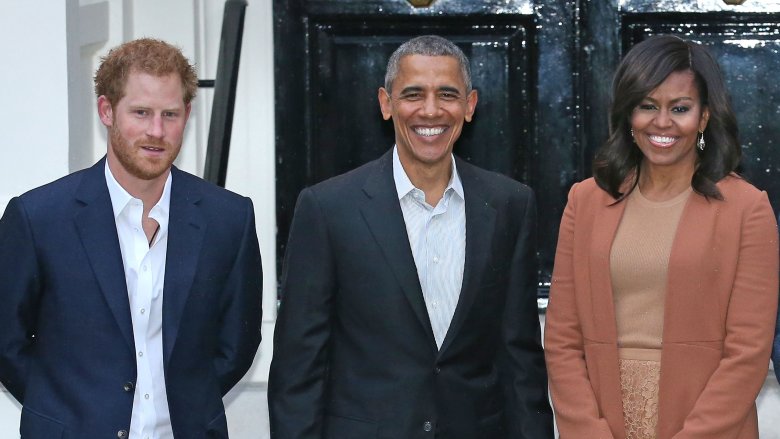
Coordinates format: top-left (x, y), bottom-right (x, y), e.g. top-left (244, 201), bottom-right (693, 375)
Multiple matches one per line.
top-left (201, 0), bottom-right (247, 187)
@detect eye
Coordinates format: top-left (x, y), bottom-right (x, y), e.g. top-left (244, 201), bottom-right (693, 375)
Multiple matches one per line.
top-left (163, 111), bottom-right (179, 118)
top-left (671, 106), bottom-right (690, 113)
top-left (134, 109), bottom-right (148, 117)
top-left (439, 92), bottom-right (460, 101)
top-left (399, 92), bottom-right (422, 101)
top-left (637, 103), bottom-right (657, 111)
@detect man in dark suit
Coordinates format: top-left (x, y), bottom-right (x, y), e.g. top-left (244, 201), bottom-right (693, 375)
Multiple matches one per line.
top-left (268, 35), bottom-right (552, 439)
top-left (0, 38), bottom-right (262, 438)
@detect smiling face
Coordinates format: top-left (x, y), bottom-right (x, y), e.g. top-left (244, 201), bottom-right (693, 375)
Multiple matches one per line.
top-left (98, 70), bottom-right (190, 190)
top-left (631, 70), bottom-right (709, 176)
top-left (378, 55), bottom-right (477, 171)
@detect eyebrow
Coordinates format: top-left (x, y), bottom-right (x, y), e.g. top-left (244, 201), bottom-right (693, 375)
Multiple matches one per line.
top-left (128, 104), bottom-right (184, 112)
top-left (642, 96), bottom-right (695, 104)
top-left (398, 85), bottom-right (462, 95)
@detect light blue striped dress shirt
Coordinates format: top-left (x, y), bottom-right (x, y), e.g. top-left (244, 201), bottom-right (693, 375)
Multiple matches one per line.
top-left (392, 147), bottom-right (466, 349)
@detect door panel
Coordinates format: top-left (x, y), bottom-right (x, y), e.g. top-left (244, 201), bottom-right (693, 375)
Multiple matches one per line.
top-left (275, 0), bottom-right (780, 303)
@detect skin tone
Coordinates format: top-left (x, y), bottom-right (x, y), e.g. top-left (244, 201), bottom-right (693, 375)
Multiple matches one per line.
top-left (378, 55), bottom-right (478, 206)
top-left (97, 71), bottom-right (191, 242)
top-left (630, 70), bottom-right (709, 202)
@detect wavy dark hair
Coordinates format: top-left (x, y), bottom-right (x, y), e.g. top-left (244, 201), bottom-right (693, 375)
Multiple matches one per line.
top-left (593, 35), bottom-right (740, 200)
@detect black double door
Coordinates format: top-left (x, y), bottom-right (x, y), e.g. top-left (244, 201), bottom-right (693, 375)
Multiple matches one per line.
top-left (274, 0), bottom-right (780, 301)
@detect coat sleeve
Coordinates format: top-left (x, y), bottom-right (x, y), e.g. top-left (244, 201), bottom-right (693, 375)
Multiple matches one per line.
top-left (544, 183), bottom-right (616, 438)
top-left (213, 197), bottom-right (263, 395)
top-left (0, 197), bottom-right (43, 403)
top-left (268, 187), bottom-right (336, 439)
top-left (499, 189), bottom-right (555, 438)
top-left (672, 191), bottom-right (779, 438)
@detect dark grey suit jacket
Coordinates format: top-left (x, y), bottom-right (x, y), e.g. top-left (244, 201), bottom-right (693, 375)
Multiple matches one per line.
top-left (268, 150), bottom-right (553, 439)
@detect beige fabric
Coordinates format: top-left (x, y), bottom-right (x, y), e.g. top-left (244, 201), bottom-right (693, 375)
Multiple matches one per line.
top-left (610, 186), bottom-right (690, 352)
top-left (610, 186), bottom-right (690, 439)
top-left (619, 358), bottom-right (661, 439)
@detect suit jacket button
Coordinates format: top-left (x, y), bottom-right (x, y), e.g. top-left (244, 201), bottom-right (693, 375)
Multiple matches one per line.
top-left (123, 382), bottom-right (134, 392)
top-left (117, 430), bottom-right (128, 438)
top-left (434, 366), bottom-right (441, 374)
top-left (423, 421), bottom-right (433, 432)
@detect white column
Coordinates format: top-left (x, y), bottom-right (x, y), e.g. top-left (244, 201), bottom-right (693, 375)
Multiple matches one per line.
top-left (0, 2), bottom-right (71, 215)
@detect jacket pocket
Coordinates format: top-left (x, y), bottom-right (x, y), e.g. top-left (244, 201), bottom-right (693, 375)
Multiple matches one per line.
top-left (20, 407), bottom-right (65, 439)
top-left (325, 414), bottom-right (377, 439)
top-left (206, 411), bottom-right (228, 439)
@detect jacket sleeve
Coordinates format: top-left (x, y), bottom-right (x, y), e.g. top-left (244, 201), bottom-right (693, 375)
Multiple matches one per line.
top-left (498, 189), bottom-right (554, 438)
top-left (672, 191), bottom-right (779, 438)
top-left (543, 183), bottom-right (616, 438)
top-left (268, 188), bottom-right (336, 439)
top-left (498, 190), bottom-right (553, 439)
top-left (213, 197), bottom-right (263, 395)
top-left (0, 197), bottom-right (43, 403)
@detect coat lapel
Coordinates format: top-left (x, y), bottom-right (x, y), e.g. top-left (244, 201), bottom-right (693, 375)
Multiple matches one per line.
top-left (588, 194), bottom-right (626, 341)
top-left (74, 159), bottom-right (135, 350)
top-left (438, 160), bottom-right (496, 356)
top-left (661, 193), bottom-right (713, 341)
top-left (360, 152), bottom-right (438, 350)
top-left (162, 168), bottom-right (206, 366)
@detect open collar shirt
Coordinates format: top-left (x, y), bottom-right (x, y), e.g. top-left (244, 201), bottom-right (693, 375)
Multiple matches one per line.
top-left (105, 162), bottom-right (173, 439)
top-left (392, 147), bottom-right (466, 349)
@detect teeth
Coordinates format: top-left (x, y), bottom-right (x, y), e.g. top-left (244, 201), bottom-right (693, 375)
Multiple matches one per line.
top-left (415, 127), bottom-right (445, 137)
top-left (649, 135), bottom-right (676, 144)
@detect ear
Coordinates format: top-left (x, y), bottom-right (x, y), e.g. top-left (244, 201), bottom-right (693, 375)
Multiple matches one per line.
top-left (378, 87), bottom-right (392, 121)
top-left (699, 106), bottom-right (710, 132)
top-left (184, 102), bottom-right (192, 123)
top-left (464, 89), bottom-right (478, 123)
top-left (97, 95), bottom-right (114, 127)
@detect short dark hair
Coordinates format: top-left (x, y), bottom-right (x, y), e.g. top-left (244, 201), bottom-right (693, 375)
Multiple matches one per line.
top-left (94, 38), bottom-right (198, 106)
top-left (384, 35), bottom-right (472, 93)
top-left (593, 34), bottom-right (740, 200)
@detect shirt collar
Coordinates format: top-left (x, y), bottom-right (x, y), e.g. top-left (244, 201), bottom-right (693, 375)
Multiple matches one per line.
top-left (104, 161), bottom-right (172, 222)
top-left (392, 146), bottom-right (464, 201)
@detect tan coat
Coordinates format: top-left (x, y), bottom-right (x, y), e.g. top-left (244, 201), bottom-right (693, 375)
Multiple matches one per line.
top-left (544, 176), bottom-right (779, 439)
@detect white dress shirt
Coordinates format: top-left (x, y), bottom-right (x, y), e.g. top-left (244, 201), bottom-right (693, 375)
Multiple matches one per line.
top-left (392, 147), bottom-right (466, 348)
top-left (105, 163), bottom-right (174, 439)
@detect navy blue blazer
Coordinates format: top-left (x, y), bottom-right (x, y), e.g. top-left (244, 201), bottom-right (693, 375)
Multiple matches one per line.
top-left (268, 150), bottom-right (553, 439)
top-left (0, 159), bottom-right (262, 438)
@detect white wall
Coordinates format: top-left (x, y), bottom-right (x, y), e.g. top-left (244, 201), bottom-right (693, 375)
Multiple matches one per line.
top-left (0, 2), bottom-right (71, 214)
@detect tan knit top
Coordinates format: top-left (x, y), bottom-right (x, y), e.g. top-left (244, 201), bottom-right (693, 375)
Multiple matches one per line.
top-left (610, 185), bottom-right (691, 361)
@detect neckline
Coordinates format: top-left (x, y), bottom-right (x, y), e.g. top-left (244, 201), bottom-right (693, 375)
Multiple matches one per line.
top-left (632, 185), bottom-right (692, 208)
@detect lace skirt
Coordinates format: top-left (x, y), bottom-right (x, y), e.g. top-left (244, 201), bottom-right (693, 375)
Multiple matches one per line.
top-left (619, 349), bottom-right (661, 439)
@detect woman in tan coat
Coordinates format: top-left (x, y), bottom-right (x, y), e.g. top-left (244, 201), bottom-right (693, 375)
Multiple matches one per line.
top-left (544, 35), bottom-right (778, 439)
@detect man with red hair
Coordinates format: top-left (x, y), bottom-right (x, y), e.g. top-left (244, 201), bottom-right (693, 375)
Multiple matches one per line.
top-left (0, 38), bottom-right (262, 438)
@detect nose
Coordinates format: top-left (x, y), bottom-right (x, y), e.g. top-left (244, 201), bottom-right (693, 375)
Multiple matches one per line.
top-left (653, 109), bottom-right (673, 129)
top-left (421, 95), bottom-right (440, 117)
top-left (146, 114), bottom-right (164, 138)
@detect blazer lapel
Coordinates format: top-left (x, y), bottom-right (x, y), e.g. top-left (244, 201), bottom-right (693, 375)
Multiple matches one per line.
top-left (661, 193), bottom-right (713, 341)
top-left (588, 195), bottom-right (626, 341)
top-left (438, 160), bottom-right (496, 356)
top-left (360, 152), bottom-right (437, 350)
top-left (74, 159), bottom-right (135, 350)
top-left (162, 168), bottom-right (206, 366)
